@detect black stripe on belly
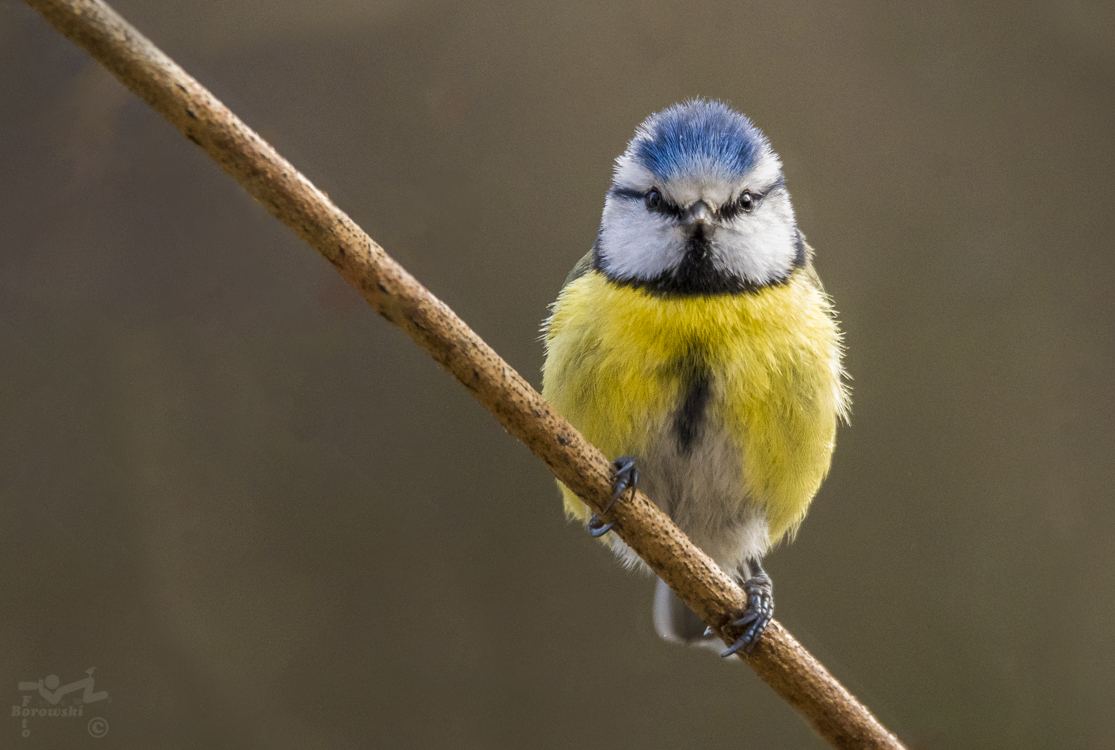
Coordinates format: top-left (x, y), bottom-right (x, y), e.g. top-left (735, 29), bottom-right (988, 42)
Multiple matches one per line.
top-left (673, 354), bottom-right (712, 454)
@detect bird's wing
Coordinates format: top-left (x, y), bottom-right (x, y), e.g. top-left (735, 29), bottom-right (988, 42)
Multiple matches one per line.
top-left (562, 249), bottom-right (595, 289)
top-left (543, 250), bottom-right (595, 342)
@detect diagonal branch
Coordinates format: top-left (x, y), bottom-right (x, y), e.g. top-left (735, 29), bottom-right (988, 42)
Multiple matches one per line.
top-left (22, 0), bottom-right (905, 747)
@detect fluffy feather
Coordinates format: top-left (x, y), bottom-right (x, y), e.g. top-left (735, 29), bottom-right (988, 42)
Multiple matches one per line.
top-left (542, 101), bottom-right (849, 647)
top-left (542, 261), bottom-right (849, 575)
top-left (599, 100), bottom-right (800, 289)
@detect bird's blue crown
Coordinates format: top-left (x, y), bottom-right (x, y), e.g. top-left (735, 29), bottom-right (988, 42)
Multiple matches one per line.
top-left (630, 99), bottom-right (770, 182)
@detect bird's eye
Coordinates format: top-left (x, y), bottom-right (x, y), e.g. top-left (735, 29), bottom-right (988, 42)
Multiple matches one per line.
top-left (645, 189), bottom-right (663, 211)
top-left (737, 191), bottom-right (756, 213)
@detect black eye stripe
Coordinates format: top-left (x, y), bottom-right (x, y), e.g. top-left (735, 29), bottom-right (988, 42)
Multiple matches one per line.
top-left (610, 181), bottom-right (784, 220)
top-left (654, 201), bottom-right (683, 218)
top-left (608, 186), bottom-right (684, 218)
top-left (720, 191), bottom-right (757, 219)
top-left (609, 186), bottom-right (646, 201)
top-left (606, 186), bottom-right (682, 218)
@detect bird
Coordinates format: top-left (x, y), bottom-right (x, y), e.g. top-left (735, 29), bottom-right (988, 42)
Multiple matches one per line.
top-left (541, 99), bottom-right (849, 656)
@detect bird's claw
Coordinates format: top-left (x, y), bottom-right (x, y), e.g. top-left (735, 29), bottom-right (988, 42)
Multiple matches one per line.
top-left (586, 514), bottom-right (616, 537)
top-left (605, 455), bottom-right (638, 514)
top-left (585, 456), bottom-right (638, 538)
top-left (721, 570), bottom-right (774, 657)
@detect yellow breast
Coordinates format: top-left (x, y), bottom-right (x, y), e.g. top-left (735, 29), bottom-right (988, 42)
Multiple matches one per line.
top-left (542, 265), bottom-right (849, 544)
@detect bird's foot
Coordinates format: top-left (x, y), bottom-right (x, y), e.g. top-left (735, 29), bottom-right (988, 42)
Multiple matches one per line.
top-left (586, 456), bottom-right (638, 538)
top-left (721, 567), bottom-right (773, 657)
top-left (608, 455), bottom-right (638, 513)
top-left (586, 514), bottom-right (615, 537)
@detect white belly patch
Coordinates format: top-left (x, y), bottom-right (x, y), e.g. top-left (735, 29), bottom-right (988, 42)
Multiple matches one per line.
top-left (608, 383), bottom-right (771, 579)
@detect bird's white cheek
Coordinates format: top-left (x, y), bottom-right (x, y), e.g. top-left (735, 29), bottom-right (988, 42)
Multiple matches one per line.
top-left (599, 201), bottom-right (685, 280)
top-left (716, 213), bottom-right (798, 285)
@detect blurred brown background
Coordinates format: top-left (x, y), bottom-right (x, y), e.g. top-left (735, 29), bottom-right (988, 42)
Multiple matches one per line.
top-left (2, 0), bottom-right (1114, 747)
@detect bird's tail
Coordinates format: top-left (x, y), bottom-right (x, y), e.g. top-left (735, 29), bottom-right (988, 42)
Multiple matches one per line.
top-left (652, 578), bottom-right (720, 649)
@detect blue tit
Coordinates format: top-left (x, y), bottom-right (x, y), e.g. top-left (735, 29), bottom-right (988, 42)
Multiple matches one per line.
top-left (542, 100), bottom-right (850, 655)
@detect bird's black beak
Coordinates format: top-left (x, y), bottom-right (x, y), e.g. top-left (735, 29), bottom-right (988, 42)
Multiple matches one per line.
top-left (683, 200), bottom-right (714, 231)
top-left (682, 201), bottom-right (715, 262)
